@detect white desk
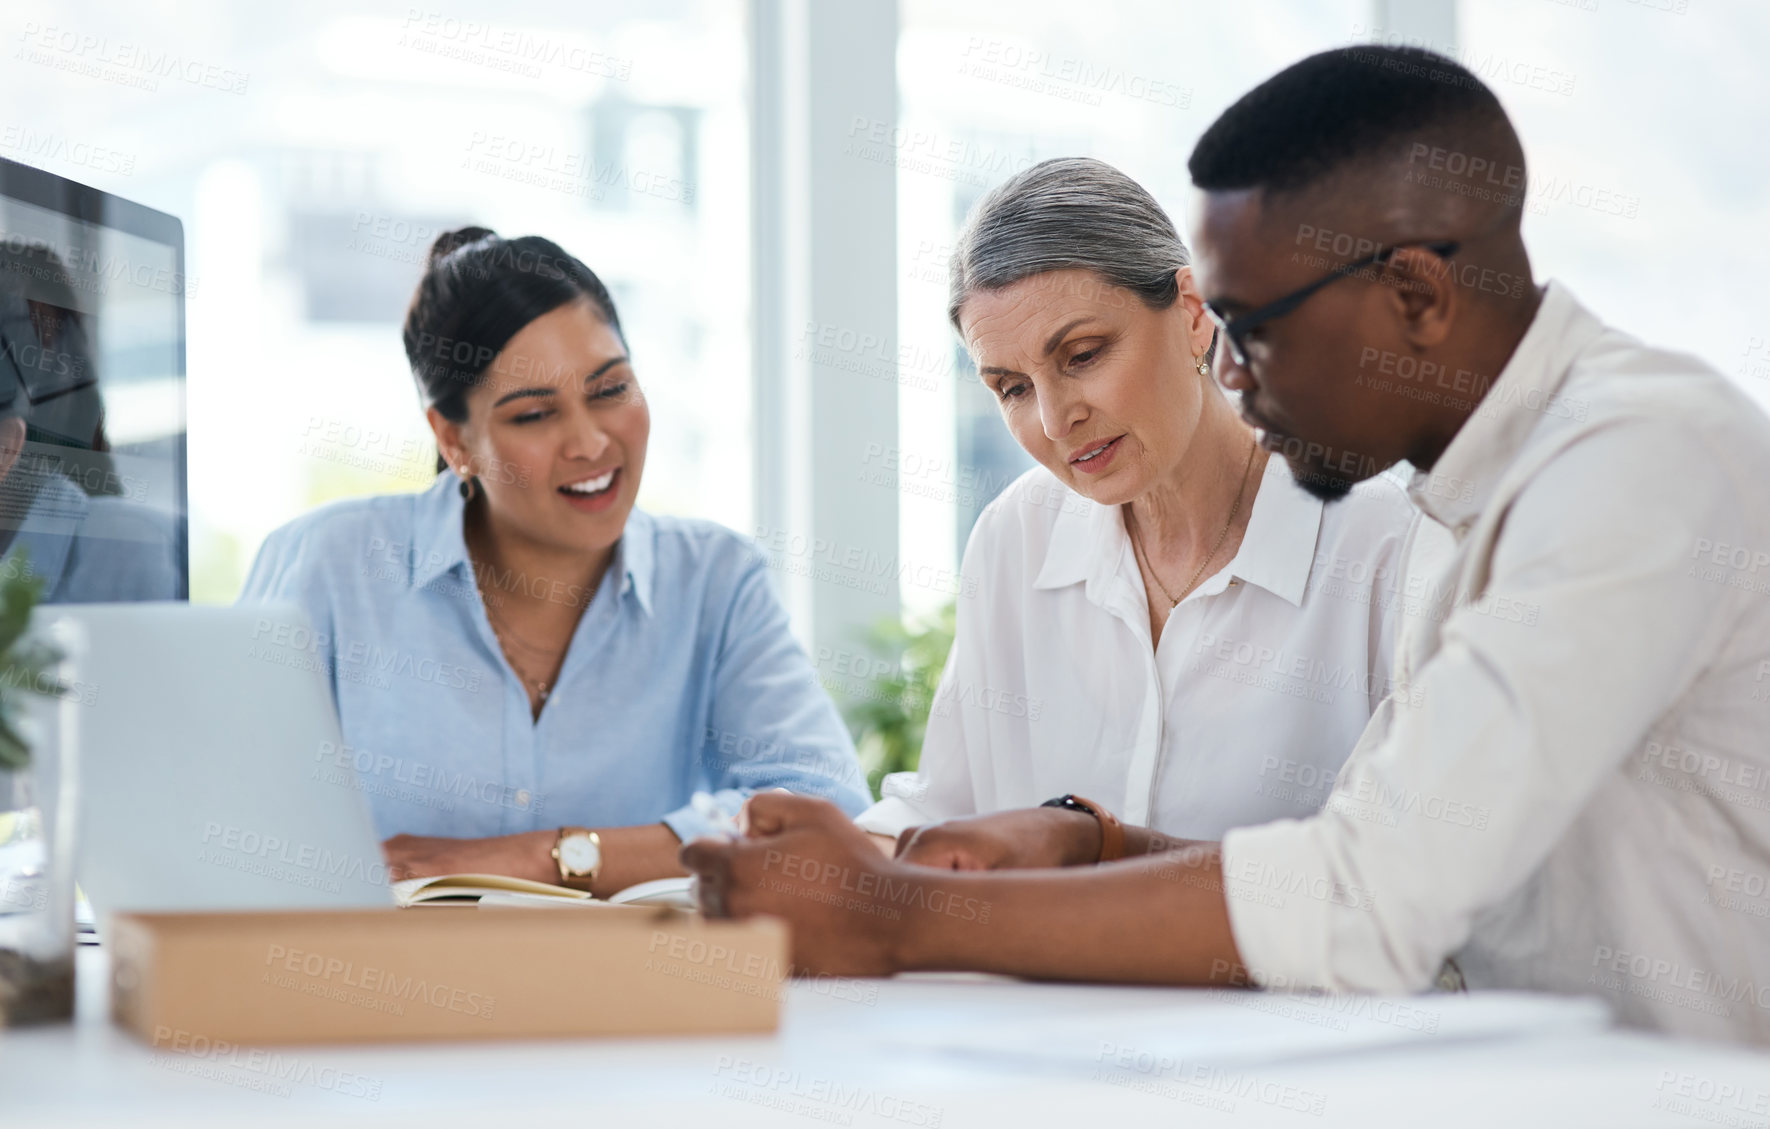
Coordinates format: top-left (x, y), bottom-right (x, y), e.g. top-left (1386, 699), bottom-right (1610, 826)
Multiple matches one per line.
top-left (2, 946), bottom-right (1767, 1128)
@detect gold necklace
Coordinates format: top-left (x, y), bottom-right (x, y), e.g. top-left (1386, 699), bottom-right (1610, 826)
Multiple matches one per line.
top-left (482, 604), bottom-right (556, 702)
top-left (483, 594), bottom-right (583, 655)
top-left (478, 583), bottom-right (597, 704)
top-left (462, 507), bottom-right (594, 707)
top-left (1129, 436), bottom-right (1259, 609)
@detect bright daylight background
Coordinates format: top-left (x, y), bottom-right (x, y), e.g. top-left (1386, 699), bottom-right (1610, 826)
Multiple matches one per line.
top-left (3, 0), bottom-right (1766, 626)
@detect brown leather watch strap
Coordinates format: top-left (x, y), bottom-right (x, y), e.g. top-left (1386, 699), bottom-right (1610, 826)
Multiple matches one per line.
top-left (1063, 794), bottom-right (1126, 864)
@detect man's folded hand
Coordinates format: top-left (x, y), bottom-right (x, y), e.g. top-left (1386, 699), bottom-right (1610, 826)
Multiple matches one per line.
top-left (680, 792), bottom-right (915, 977)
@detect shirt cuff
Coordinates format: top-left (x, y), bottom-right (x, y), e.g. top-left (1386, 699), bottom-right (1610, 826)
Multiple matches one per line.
top-left (1219, 819), bottom-right (1340, 993)
top-left (853, 797), bottom-right (922, 838)
top-left (660, 789), bottom-right (752, 844)
top-left (853, 773), bottom-right (938, 837)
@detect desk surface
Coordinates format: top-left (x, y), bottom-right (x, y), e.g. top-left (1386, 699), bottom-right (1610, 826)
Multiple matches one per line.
top-left (2, 946), bottom-right (1767, 1128)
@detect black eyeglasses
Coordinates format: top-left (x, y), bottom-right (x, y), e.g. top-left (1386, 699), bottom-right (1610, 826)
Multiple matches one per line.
top-left (1203, 240), bottom-right (1460, 369)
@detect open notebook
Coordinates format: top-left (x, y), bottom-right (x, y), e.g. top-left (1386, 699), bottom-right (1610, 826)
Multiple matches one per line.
top-left (391, 873), bottom-right (698, 910)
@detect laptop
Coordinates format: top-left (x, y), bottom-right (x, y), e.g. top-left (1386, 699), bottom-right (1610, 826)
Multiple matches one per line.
top-left (41, 602), bottom-right (393, 938)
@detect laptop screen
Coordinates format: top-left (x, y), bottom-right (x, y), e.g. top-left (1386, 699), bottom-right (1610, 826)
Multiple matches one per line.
top-left (0, 156), bottom-right (186, 602)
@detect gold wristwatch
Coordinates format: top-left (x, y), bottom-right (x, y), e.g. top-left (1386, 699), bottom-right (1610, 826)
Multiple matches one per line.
top-left (551, 827), bottom-right (603, 890)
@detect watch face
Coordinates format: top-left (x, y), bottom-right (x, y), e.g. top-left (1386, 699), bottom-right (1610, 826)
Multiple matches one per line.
top-left (560, 834), bottom-right (600, 874)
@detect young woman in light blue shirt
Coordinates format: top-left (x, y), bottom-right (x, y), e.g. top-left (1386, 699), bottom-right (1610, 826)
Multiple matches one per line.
top-left (240, 227), bottom-right (868, 896)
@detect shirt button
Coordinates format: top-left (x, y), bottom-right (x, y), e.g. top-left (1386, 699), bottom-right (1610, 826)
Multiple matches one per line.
top-left (515, 789), bottom-right (532, 808)
top-left (1228, 579), bottom-right (1241, 587)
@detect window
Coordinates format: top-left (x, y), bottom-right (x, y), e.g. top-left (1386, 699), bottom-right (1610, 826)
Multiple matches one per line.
top-left (2, 0), bottom-right (750, 602)
top-left (1456, 0), bottom-right (1770, 408)
top-left (893, 0), bottom-right (1370, 615)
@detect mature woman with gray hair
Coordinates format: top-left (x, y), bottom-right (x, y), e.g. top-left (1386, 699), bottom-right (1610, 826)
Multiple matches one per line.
top-left (856, 157), bottom-right (1438, 867)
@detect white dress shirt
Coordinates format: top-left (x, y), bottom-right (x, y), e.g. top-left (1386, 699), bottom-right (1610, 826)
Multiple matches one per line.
top-left (857, 454), bottom-right (1431, 842)
top-left (1222, 281), bottom-right (1770, 1044)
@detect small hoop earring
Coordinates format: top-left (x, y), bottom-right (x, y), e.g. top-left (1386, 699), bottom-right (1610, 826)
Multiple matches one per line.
top-left (457, 467), bottom-right (477, 503)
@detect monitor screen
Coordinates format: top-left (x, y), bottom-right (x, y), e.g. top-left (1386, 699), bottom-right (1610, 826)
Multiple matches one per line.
top-left (0, 157), bottom-right (186, 603)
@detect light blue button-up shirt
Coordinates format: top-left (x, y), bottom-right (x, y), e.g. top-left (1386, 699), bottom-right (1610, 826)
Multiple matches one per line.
top-left (238, 472), bottom-right (869, 843)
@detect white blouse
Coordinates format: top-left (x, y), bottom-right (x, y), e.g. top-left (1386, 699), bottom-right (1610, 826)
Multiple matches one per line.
top-left (857, 459), bottom-right (1439, 841)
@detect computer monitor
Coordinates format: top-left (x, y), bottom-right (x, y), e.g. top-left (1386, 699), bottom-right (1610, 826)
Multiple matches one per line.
top-left (0, 156), bottom-right (186, 602)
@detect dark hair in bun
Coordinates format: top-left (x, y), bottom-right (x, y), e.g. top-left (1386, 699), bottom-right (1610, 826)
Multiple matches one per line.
top-left (403, 226), bottom-right (626, 464)
top-left (425, 224), bottom-right (496, 266)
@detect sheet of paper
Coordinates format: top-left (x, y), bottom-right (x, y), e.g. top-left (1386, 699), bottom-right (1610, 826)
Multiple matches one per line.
top-left (882, 990), bottom-right (1612, 1075)
top-left (607, 875), bottom-right (698, 908)
top-left (475, 891), bottom-right (606, 910)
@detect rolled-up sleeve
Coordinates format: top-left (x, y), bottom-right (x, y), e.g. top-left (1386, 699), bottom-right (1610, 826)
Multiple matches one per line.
top-left (1222, 423), bottom-right (1743, 994)
top-left (672, 555), bottom-right (870, 842)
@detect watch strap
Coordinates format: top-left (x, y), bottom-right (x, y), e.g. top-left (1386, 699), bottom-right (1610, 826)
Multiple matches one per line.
top-left (1039, 794), bottom-right (1125, 864)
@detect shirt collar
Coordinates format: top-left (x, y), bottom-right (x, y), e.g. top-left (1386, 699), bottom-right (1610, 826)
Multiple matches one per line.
top-left (410, 472), bottom-right (473, 590)
top-left (1218, 461), bottom-right (1322, 608)
top-left (1033, 483), bottom-right (1130, 600)
top-left (617, 508), bottom-right (655, 615)
top-left (409, 471), bottom-right (655, 615)
top-left (1407, 280), bottom-right (1605, 530)
top-left (1031, 458), bottom-right (1323, 609)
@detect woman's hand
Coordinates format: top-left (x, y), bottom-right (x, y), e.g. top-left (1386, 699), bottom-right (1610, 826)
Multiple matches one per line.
top-left (893, 807), bottom-right (1102, 871)
top-left (381, 830), bottom-right (555, 883)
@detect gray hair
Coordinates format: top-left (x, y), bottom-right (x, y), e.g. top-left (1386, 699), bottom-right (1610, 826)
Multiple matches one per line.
top-left (948, 157), bottom-right (1191, 331)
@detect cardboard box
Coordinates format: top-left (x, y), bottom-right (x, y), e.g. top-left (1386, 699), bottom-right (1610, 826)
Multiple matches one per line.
top-left (109, 906), bottom-right (788, 1045)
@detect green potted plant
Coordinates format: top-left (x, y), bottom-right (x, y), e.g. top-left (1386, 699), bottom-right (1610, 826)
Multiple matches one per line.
top-left (0, 555), bottom-right (74, 1026)
top-left (835, 602), bottom-right (956, 799)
